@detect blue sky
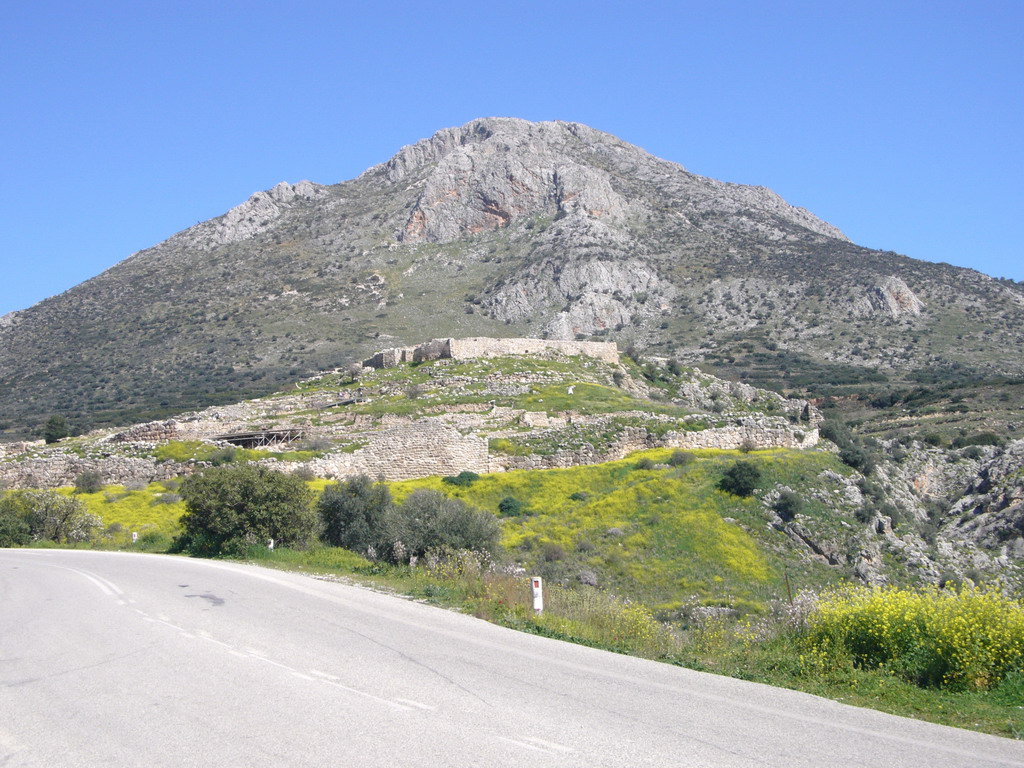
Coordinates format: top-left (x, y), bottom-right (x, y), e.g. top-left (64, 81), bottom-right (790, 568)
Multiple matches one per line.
top-left (2, 0), bottom-right (1020, 316)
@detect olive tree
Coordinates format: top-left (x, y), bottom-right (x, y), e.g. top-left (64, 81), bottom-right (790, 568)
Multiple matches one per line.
top-left (178, 465), bottom-right (316, 556)
top-left (0, 490), bottom-right (100, 544)
top-left (317, 474), bottom-right (394, 555)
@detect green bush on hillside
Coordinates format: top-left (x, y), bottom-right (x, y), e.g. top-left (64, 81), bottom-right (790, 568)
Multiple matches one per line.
top-left (74, 470), bottom-right (104, 494)
top-left (318, 475), bottom-right (394, 555)
top-left (0, 490), bottom-right (100, 544)
top-left (498, 496), bottom-right (525, 517)
top-left (43, 415), bottom-right (69, 444)
top-left (395, 490), bottom-right (501, 561)
top-left (442, 471), bottom-right (481, 487)
top-left (773, 490), bottom-right (804, 522)
top-left (666, 450), bottom-right (695, 467)
top-left (177, 464), bottom-right (316, 556)
top-left (717, 461), bottom-right (761, 497)
top-left (952, 432), bottom-right (1003, 449)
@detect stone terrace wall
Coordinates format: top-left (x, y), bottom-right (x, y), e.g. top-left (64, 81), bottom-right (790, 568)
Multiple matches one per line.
top-left (490, 423), bottom-right (819, 472)
top-left (0, 454), bottom-right (185, 489)
top-left (301, 422), bottom-right (488, 481)
top-left (364, 336), bottom-right (619, 369)
top-left (448, 337), bottom-right (619, 364)
top-left (108, 420), bottom-right (183, 444)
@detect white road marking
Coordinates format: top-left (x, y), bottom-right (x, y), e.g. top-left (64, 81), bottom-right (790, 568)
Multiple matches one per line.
top-left (523, 737), bottom-right (573, 753)
top-left (393, 698), bottom-right (435, 711)
top-left (309, 670), bottom-right (339, 681)
top-left (308, 669), bottom-right (410, 711)
top-left (60, 567), bottom-right (118, 597)
top-left (497, 737), bottom-right (557, 754)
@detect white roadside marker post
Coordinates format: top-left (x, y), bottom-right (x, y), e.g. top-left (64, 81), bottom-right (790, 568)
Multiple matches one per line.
top-left (268, 538), bottom-right (275, 550)
top-left (531, 576), bottom-right (544, 613)
top-left (131, 532), bottom-right (138, 544)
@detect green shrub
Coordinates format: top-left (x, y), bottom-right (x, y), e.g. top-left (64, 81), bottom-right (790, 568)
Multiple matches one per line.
top-left (666, 450), bottom-right (695, 467)
top-left (773, 490), bottom-right (804, 522)
top-left (317, 475), bottom-right (393, 555)
top-left (498, 496), bottom-right (525, 517)
top-left (839, 445), bottom-right (877, 475)
top-left (395, 490), bottom-right (500, 560)
top-left (74, 470), bottom-right (104, 494)
top-left (0, 496), bottom-right (31, 546)
top-left (0, 490), bottom-right (100, 544)
top-left (43, 415), bottom-right (69, 444)
top-left (634, 457), bottom-right (656, 470)
top-left (208, 447), bottom-right (239, 466)
top-left (717, 461), bottom-right (761, 497)
top-left (952, 432), bottom-right (1003, 449)
top-left (178, 464), bottom-right (316, 556)
top-left (442, 471), bottom-right (481, 487)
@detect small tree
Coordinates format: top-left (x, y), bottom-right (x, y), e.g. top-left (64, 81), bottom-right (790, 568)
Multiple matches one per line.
top-left (717, 461), bottom-right (761, 497)
top-left (442, 471), bottom-right (480, 487)
top-left (395, 489), bottom-right (500, 560)
top-left (179, 465), bottom-right (316, 556)
top-left (43, 415), bottom-right (69, 444)
top-left (667, 450), bottom-right (695, 467)
top-left (74, 470), bottom-right (104, 494)
top-left (0, 494), bottom-right (31, 546)
top-left (773, 490), bottom-right (804, 522)
top-left (317, 474), bottom-right (394, 554)
top-left (0, 490), bottom-right (100, 543)
top-left (498, 496), bottom-right (525, 517)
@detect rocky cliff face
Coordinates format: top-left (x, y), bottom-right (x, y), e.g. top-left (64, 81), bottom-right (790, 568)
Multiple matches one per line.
top-left (2, 117), bottom-right (1023, 435)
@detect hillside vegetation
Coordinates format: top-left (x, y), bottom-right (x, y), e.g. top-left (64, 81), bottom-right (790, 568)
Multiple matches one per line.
top-left (3, 118), bottom-right (1023, 439)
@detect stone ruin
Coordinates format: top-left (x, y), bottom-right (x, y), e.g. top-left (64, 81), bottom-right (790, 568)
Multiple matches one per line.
top-left (363, 336), bottom-right (620, 369)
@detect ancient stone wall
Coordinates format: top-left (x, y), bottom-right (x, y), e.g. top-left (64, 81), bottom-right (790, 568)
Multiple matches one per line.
top-left (447, 337), bottom-right (619, 364)
top-left (300, 422), bottom-right (488, 481)
top-left (0, 441), bottom-right (44, 459)
top-left (109, 420), bottom-right (183, 444)
top-left (0, 454), bottom-right (187, 489)
top-left (364, 336), bottom-right (619, 369)
top-left (489, 423), bottom-right (819, 472)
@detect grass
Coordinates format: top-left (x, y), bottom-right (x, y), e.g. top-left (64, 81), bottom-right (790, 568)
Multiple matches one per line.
top-left (57, 482), bottom-right (185, 538)
top-left (153, 440), bottom-right (324, 463)
top-left (389, 447), bottom-right (856, 608)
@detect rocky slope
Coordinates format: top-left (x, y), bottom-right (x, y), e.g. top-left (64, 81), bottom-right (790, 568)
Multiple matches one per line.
top-left (2, 117), bottom-right (1023, 436)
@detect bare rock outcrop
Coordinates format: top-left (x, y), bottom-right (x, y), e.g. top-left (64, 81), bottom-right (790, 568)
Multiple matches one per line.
top-left (209, 180), bottom-right (328, 246)
top-left (852, 276), bottom-right (924, 317)
top-left (946, 440), bottom-right (1024, 558)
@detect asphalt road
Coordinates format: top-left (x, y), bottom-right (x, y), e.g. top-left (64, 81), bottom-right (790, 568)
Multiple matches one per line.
top-left (1, 550), bottom-right (1022, 767)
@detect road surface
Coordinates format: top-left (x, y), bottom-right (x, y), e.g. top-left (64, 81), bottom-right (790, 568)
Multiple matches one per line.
top-left (1, 549), bottom-right (1021, 767)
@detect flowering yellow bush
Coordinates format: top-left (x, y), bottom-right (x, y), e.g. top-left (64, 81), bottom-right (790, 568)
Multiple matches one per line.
top-left (806, 584), bottom-right (1024, 690)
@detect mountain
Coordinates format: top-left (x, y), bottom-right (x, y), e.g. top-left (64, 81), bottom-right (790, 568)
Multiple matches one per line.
top-left (2, 117), bottom-right (1023, 438)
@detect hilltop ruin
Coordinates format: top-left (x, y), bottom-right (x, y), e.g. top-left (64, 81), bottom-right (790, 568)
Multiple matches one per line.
top-left (363, 337), bottom-right (619, 369)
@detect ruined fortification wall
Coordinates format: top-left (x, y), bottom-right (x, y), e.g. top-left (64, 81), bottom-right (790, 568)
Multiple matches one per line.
top-left (0, 454), bottom-right (186, 489)
top-left (447, 337), bottom-right (619, 364)
top-left (490, 423), bottom-right (819, 472)
top-left (300, 422), bottom-right (488, 481)
top-left (364, 336), bottom-right (619, 369)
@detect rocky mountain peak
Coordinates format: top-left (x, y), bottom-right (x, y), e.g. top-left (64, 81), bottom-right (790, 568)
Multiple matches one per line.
top-left (2, 117), bottom-right (1022, 438)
